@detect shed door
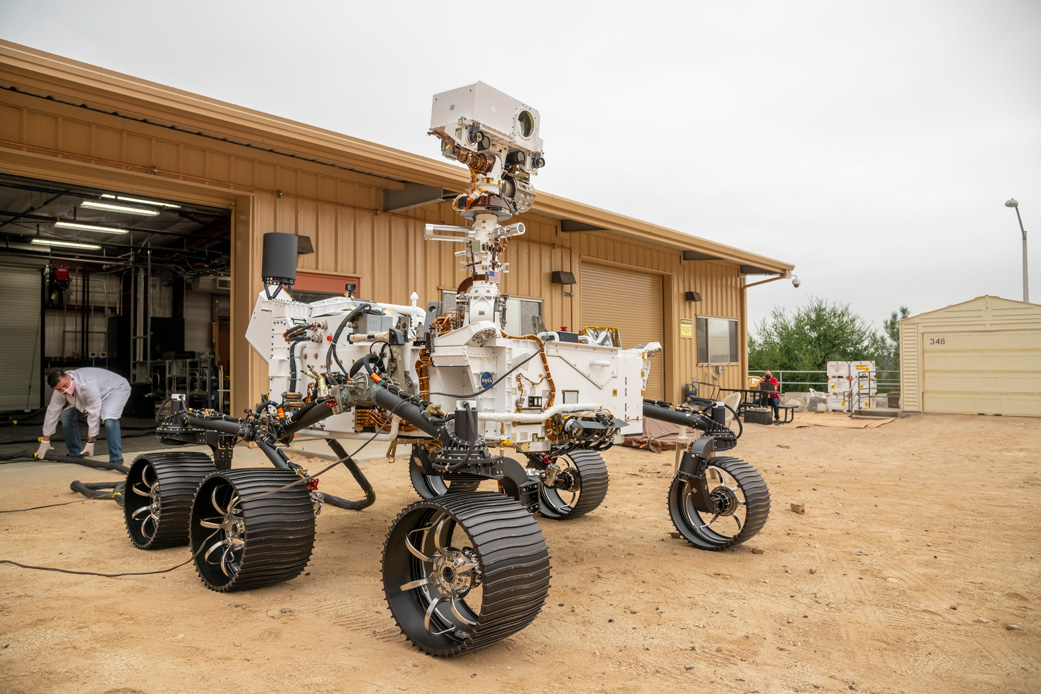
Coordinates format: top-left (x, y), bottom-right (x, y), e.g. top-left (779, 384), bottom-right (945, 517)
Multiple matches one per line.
top-left (0, 267), bottom-right (43, 411)
top-left (580, 262), bottom-right (664, 400)
top-left (921, 329), bottom-right (1041, 416)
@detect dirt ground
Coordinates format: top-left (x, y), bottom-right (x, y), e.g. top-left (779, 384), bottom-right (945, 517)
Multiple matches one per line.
top-left (1, 412), bottom-right (1038, 694)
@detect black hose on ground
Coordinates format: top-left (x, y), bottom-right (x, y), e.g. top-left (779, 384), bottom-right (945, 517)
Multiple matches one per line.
top-left (0, 428), bottom-right (156, 446)
top-left (0, 449), bottom-right (130, 473)
top-left (69, 480), bottom-right (125, 505)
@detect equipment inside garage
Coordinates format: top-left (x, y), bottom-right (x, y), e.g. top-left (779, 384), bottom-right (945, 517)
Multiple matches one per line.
top-left (0, 172), bottom-right (232, 416)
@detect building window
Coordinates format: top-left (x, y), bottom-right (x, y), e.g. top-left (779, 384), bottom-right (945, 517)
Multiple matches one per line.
top-left (442, 291), bottom-right (543, 334)
top-left (697, 316), bottom-right (739, 364)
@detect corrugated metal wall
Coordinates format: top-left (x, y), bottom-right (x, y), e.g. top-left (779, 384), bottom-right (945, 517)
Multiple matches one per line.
top-left (0, 266), bottom-right (42, 411)
top-left (1, 89), bottom-right (749, 410)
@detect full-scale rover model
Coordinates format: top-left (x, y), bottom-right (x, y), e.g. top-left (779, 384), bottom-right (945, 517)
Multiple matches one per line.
top-left (123, 82), bottom-right (771, 656)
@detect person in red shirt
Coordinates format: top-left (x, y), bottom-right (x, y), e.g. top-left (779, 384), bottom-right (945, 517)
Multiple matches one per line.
top-left (759, 370), bottom-right (781, 421)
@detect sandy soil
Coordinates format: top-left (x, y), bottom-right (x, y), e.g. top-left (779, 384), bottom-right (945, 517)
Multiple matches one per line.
top-left (1, 412), bottom-right (1038, 694)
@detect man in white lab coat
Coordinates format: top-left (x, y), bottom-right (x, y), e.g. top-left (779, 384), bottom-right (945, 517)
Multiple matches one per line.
top-left (36, 368), bottom-right (132, 464)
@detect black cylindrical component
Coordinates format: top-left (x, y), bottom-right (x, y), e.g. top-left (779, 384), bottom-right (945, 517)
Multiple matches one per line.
top-left (711, 403), bottom-right (726, 426)
top-left (643, 402), bottom-right (701, 428)
top-left (284, 401), bottom-right (335, 435)
top-left (371, 385), bottom-right (441, 438)
top-left (454, 404), bottom-right (478, 443)
top-left (255, 439), bottom-right (292, 470)
top-left (261, 233), bottom-right (298, 285)
top-left (185, 413), bottom-right (243, 437)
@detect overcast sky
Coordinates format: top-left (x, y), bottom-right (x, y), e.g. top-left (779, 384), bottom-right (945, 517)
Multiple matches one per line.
top-left (3, 0), bottom-right (1039, 332)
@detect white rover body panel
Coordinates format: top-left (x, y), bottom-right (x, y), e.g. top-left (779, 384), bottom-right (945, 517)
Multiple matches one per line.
top-left (246, 291), bottom-right (654, 452)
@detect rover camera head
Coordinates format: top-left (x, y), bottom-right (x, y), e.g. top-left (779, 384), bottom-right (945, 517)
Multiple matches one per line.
top-left (430, 82), bottom-right (545, 218)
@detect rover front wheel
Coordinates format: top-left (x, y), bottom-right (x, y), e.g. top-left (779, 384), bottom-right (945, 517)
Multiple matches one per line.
top-left (382, 492), bottom-right (550, 656)
top-left (668, 456), bottom-right (770, 550)
top-left (190, 468), bottom-right (315, 591)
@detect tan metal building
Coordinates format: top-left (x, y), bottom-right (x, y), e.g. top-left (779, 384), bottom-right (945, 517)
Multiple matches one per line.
top-left (900, 296), bottom-right (1041, 417)
top-left (0, 41), bottom-right (793, 416)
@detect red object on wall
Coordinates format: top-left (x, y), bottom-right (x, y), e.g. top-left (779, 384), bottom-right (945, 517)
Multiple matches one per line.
top-left (294, 272), bottom-right (360, 296)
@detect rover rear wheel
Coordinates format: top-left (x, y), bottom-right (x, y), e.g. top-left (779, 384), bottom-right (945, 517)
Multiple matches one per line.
top-left (530, 449), bottom-right (609, 520)
top-left (668, 456), bottom-right (770, 550)
top-left (124, 453), bottom-right (216, 550)
top-left (382, 492), bottom-right (550, 656)
top-left (409, 445), bottom-right (481, 500)
top-left (190, 468), bottom-right (315, 592)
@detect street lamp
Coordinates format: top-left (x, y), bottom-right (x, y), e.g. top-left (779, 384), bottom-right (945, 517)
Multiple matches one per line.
top-left (1005, 198), bottom-right (1028, 302)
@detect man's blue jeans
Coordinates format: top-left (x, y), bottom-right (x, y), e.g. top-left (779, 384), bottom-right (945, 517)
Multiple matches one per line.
top-left (60, 409), bottom-right (123, 462)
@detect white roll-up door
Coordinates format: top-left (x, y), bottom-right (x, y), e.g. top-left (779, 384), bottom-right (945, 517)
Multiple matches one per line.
top-left (921, 329), bottom-right (1041, 416)
top-left (580, 262), bottom-right (664, 400)
top-left (0, 267), bottom-right (43, 411)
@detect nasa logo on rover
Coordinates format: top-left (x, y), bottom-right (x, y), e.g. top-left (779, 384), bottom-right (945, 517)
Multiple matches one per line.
top-left (480, 371), bottom-right (494, 389)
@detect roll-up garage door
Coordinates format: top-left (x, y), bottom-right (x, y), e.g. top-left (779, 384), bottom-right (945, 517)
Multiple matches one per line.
top-left (580, 262), bottom-right (664, 400)
top-left (921, 329), bottom-right (1041, 416)
top-left (0, 267), bottom-right (43, 411)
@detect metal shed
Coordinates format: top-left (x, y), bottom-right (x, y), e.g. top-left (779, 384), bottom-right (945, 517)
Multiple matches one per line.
top-left (899, 296), bottom-right (1041, 417)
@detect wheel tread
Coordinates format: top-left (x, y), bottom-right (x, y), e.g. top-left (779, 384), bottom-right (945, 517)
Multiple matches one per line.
top-left (668, 456), bottom-right (771, 551)
top-left (383, 492), bottom-right (551, 656)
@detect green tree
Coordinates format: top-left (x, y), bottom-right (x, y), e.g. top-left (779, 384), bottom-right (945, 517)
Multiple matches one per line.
top-left (880, 306), bottom-right (911, 372)
top-left (749, 297), bottom-right (892, 391)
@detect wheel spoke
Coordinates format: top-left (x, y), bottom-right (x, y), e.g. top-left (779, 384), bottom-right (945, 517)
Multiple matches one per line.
top-left (132, 483), bottom-right (153, 497)
top-left (210, 486), bottom-right (227, 515)
top-left (423, 596), bottom-right (442, 633)
top-left (433, 516), bottom-right (448, 553)
top-left (406, 528), bottom-right (432, 562)
top-left (205, 540), bottom-right (226, 563)
top-left (450, 596), bottom-right (476, 626)
top-left (131, 505), bottom-right (152, 519)
top-left (734, 515), bottom-right (743, 532)
top-left (400, 577), bottom-right (432, 592)
top-left (139, 517), bottom-right (153, 538)
top-left (455, 561), bottom-right (479, 575)
top-left (221, 547), bottom-right (240, 577)
top-left (198, 516), bottom-right (222, 529)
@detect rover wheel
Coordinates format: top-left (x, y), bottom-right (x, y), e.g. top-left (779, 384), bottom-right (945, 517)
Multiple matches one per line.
top-left (531, 450), bottom-right (609, 520)
top-left (409, 445), bottom-right (480, 500)
top-left (190, 468), bottom-right (315, 592)
top-left (383, 492), bottom-right (550, 656)
top-left (124, 453), bottom-right (216, 550)
top-left (668, 456), bottom-right (770, 550)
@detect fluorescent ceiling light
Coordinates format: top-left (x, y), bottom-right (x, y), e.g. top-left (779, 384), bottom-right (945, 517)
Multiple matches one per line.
top-left (31, 238), bottom-right (102, 250)
top-left (54, 221), bottom-right (128, 234)
top-left (81, 201), bottom-right (159, 216)
top-left (101, 193), bottom-right (180, 209)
